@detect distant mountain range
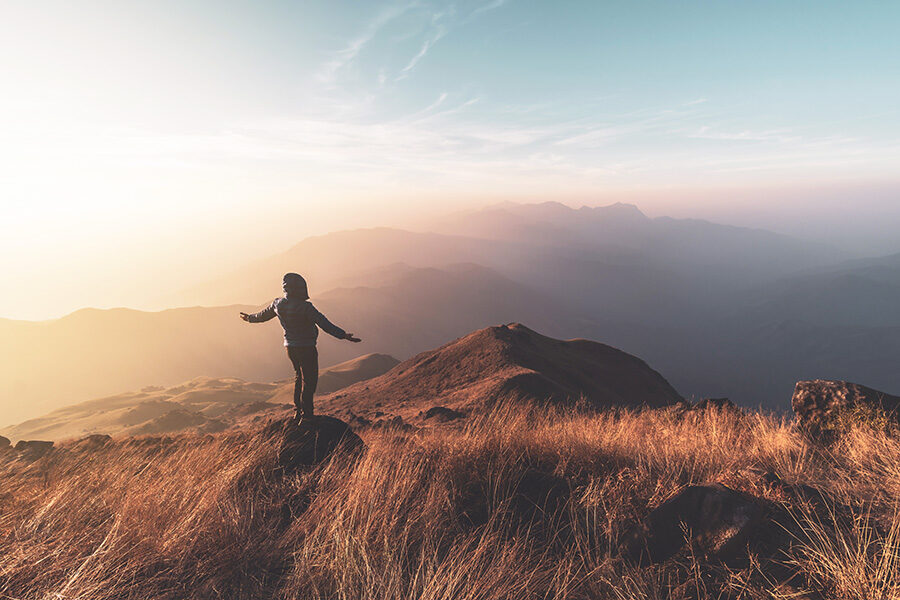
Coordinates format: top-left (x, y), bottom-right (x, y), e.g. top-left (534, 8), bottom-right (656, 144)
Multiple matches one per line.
top-left (4, 201), bottom-right (900, 425)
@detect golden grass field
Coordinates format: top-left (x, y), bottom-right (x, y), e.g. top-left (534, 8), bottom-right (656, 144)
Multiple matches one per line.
top-left (2, 404), bottom-right (899, 599)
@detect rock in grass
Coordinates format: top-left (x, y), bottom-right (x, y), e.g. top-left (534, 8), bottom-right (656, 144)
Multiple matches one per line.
top-left (14, 440), bottom-right (54, 460)
top-left (267, 416), bottom-right (365, 475)
top-left (621, 483), bottom-right (764, 565)
top-left (792, 379), bottom-right (900, 440)
top-left (421, 406), bottom-right (465, 422)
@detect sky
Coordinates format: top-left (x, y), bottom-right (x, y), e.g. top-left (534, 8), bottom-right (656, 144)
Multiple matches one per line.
top-left (1, 0), bottom-right (899, 319)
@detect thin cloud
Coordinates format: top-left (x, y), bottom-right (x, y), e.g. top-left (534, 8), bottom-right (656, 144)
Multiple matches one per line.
top-left (471, 0), bottom-right (511, 17)
top-left (410, 97), bottom-right (481, 123)
top-left (316, 2), bottom-right (415, 84)
top-left (689, 126), bottom-right (801, 144)
top-left (412, 92), bottom-right (449, 117)
top-left (397, 27), bottom-right (447, 79)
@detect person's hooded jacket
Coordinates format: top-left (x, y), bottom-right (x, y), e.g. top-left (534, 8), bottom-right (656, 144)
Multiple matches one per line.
top-left (245, 273), bottom-right (347, 346)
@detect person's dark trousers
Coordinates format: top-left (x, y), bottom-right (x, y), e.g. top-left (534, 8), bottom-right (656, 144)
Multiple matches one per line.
top-left (287, 346), bottom-right (318, 417)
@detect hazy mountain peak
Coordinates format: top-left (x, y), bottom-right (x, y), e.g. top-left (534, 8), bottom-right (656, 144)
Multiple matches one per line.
top-left (588, 202), bottom-right (647, 219)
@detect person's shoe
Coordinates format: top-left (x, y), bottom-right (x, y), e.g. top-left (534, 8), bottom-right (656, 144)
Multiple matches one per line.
top-left (298, 414), bottom-right (316, 426)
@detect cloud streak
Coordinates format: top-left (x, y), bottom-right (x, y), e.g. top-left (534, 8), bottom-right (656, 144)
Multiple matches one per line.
top-left (16, 95), bottom-right (893, 195)
top-left (471, 0), bottom-right (512, 18)
top-left (316, 2), bottom-right (416, 84)
top-left (397, 27), bottom-right (446, 78)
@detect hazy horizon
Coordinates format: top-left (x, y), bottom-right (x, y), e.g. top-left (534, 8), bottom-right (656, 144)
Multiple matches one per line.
top-left (3, 0), bottom-right (899, 320)
top-left (6, 194), bottom-right (900, 321)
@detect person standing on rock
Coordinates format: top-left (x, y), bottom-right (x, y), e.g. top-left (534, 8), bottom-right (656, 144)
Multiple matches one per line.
top-left (240, 273), bottom-right (361, 424)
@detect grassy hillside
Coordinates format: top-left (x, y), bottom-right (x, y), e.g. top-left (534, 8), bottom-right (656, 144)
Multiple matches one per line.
top-left (2, 405), bottom-right (898, 599)
top-left (2, 354), bottom-right (399, 442)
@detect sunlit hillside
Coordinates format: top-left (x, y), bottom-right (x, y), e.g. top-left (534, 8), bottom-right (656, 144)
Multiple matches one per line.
top-left (2, 404), bottom-right (898, 599)
top-left (1, 353), bottom-right (399, 442)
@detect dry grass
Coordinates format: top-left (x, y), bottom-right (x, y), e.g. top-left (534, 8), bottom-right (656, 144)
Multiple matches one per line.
top-left (1, 404), bottom-right (898, 599)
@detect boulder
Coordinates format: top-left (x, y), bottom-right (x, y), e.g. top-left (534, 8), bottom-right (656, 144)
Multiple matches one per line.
top-left (762, 471), bottom-right (831, 510)
top-left (346, 412), bottom-right (372, 428)
top-left (267, 416), bottom-right (365, 475)
top-left (510, 468), bottom-right (570, 521)
top-left (792, 379), bottom-right (900, 439)
top-left (0, 435), bottom-right (10, 450)
top-left (621, 484), bottom-right (764, 565)
top-left (14, 440), bottom-right (54, 459)
top-left (421, 406), bottom-right (465, 422)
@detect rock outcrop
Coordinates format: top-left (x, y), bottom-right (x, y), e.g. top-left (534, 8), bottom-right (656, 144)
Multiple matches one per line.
top-left (14, 440), bottom-right (54, 460)
top-left (621, 484), bottom-right (765, 565)
top-left (0, 435), bottom-right (9, 450)
top-left (421, 406), bottom-right (465, 422)
top-left (792, 379), bottom-right (900, 439)
top-left (267, 416), bottom-right (365, 475)
top-left (321, 324), bottom-right (683, 422)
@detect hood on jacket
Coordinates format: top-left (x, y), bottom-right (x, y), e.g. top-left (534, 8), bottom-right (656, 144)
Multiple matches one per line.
top-left (282, 272), bottom-right (309, 299)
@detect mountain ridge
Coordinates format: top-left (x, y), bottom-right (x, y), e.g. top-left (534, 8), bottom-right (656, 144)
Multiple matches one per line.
top-left (320, 323), bottom-right (684, 422)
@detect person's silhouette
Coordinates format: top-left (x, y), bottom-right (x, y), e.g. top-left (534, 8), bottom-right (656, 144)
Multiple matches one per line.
top-left (241, 273), bottom-right (360, 423)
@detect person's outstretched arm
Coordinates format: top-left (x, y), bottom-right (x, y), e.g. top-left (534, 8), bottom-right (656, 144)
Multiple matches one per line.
top-left (240, 301), bottom-right (277, 323)
top-left (309, 303), bottom-right (361, 342)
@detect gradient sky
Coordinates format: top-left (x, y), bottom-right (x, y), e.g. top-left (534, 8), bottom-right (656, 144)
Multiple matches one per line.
top-left (2, 0), bottom-right (900, 319)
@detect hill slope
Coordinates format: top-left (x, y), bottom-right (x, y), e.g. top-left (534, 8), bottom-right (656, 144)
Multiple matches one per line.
top-left (321, 323), bottom-right (683, 421)
top-left (2, 353), bottom-right (398, 442)
top-left (0, 402), bottom-right (889, 599)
